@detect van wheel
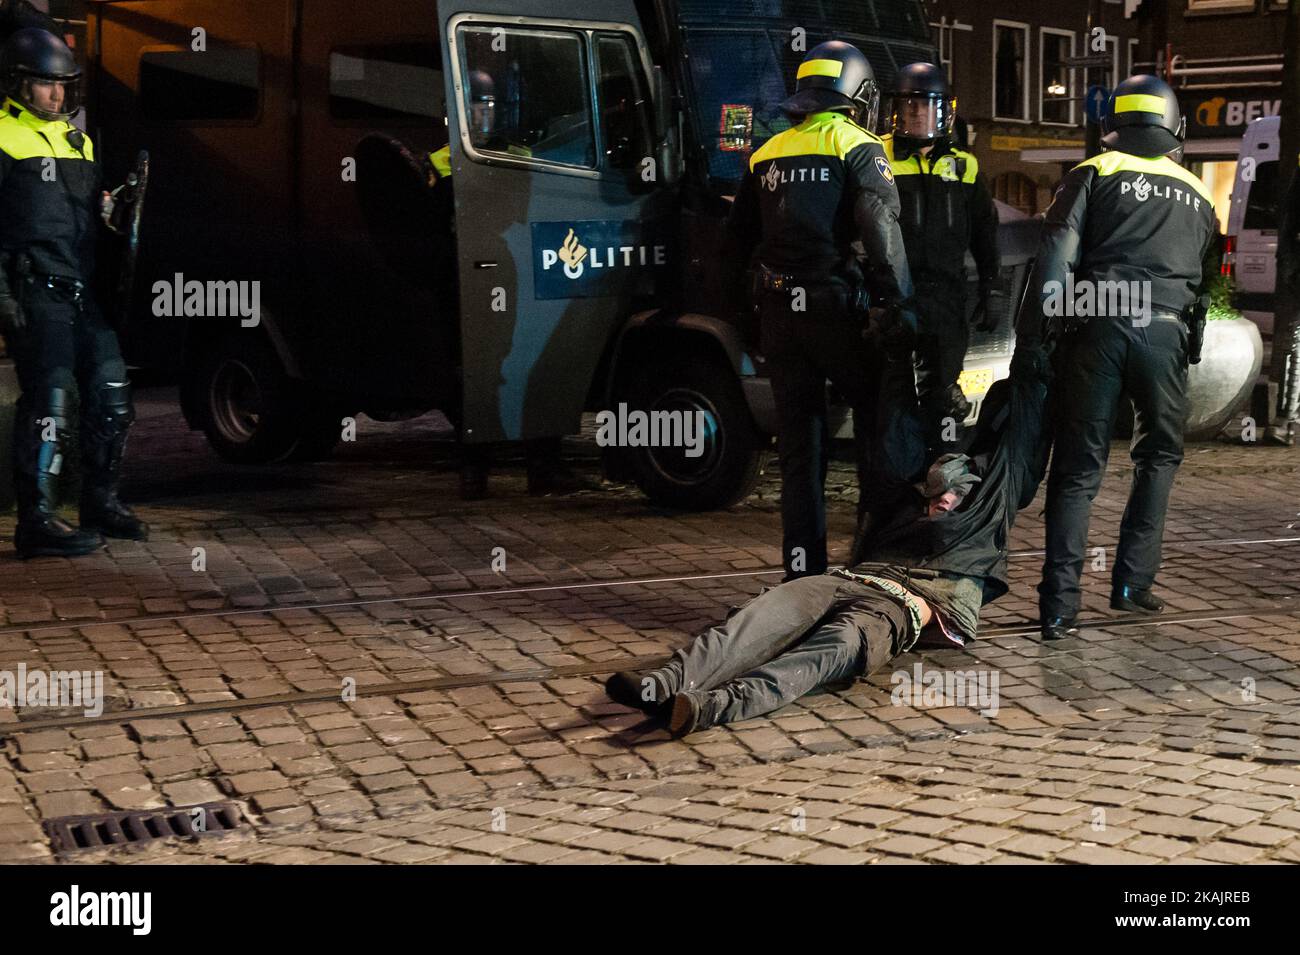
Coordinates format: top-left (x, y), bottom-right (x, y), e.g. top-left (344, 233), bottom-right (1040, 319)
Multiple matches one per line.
top-left (619, 354), bottom-right (767, 510)
top-left (193, 334), bottom-right (311, 464)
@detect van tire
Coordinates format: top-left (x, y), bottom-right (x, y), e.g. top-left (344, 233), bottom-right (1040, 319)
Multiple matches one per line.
top-left (191, 334), bottom-right (313, 464)
top-left (619, 353), bottom-right (766, 510)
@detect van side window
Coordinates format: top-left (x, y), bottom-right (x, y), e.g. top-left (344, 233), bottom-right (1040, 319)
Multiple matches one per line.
top-left (457, 26), bottom-right (596, 168)
top-left (1244, 159), bottom-right (1279, 232)
top-left (139, 47), bottom-right (260, 121)
top-left (596, 35), bottom-right (652, 171)
top-left (329, 43), bottom-right (443, 122)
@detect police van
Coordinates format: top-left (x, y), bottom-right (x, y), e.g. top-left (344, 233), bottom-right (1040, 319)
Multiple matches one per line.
top-left (86, 0), bottom-right (1022, 509)
top-left (1225, 115), bottom-right (1280, 334)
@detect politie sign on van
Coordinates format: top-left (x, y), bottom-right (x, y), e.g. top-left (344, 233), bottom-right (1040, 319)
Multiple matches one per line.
top-left (532, 219), bottom-right (671, 300)
top-left (1179, 87), bottom-right (1282, 138)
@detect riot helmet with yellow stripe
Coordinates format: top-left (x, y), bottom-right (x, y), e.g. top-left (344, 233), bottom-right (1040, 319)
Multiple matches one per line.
top-left (1102, 74), bottom-right (1185, 158)
top-left (781, 40), bottom-right (879, 129)
top-left (0, 27), bottom-right (81, 123)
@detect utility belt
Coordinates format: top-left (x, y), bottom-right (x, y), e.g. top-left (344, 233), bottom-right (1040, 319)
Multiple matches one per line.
top-left (6, 251), bottom-right (87, 304)
top-left (752, 265), bottom-right (870, 315)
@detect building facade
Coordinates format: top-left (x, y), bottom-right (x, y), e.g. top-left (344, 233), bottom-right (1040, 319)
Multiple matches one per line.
top-left (923, 0), bottom-right (1141, 215)
top-left (926, 0), bottom-right (1289, 226)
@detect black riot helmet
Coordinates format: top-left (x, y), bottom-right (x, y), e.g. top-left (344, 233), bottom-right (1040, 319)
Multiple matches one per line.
top-left (466, 68), bottom-right (497, 139)
top-left (1102, 74), bottom-right (1186, 157)
top-left (781, 40), bottom-right (879, 129)
top-left (0, 27), bottom-right (81, 122)
top-left (890, 61), bottom-right (955, 144)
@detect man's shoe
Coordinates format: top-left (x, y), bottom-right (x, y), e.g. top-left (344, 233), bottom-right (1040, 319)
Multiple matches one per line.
top-left (1040, 616), bottom-right (1078, 641)
top-left (605, 670), bottom-right (671, 715)
top-left (80, 495), bottom-right (149, 541)
top-left (1111, 585), bottom-right (1164, 615)
top-left (15, 516), bottom-right (104, 559)
top-left (668, 689), bottom-right (726, 738)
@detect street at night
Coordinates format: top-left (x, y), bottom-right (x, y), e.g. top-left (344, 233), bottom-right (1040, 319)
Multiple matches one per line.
top-left (0, 0), bottom-right (1298, 932)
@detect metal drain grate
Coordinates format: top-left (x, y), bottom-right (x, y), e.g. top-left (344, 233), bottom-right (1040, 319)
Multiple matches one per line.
top-left (43, 802), bottom-right (245, 854)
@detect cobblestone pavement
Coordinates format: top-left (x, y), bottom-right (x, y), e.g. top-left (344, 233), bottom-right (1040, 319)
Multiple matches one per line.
top-left (0, 389), bottom-right (1298, 864)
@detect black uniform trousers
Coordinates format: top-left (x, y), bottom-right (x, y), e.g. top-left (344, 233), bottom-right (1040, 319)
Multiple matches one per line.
top-left (913, 275), bottom-right (969, 432)
top-left (760, 295), bottom-right (881, 578)
top-left (3, 278), bottom-right (129, 486)
top-left (1040, 313), bottom-right (1188, 619)
top-left (654, 573), bottom-right (905, 725)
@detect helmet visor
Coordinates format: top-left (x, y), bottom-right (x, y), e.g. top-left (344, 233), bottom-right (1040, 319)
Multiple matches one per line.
top-left (891, 93), bottom-right (948, 141)
top-left (16, 75), bottom-right (82, 121)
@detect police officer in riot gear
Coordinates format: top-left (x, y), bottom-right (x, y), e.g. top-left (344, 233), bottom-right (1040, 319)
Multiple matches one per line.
top-left (0, 28), bottom-right (148, 558)
top-left (1027, 75), bottom-right (1217, 640)
top-left (726, 40), bottom-right (916, 580)
top-left (885, 63), bottom-right (999, 447)
top-left (1268, 154), bottom-right (1300, 446)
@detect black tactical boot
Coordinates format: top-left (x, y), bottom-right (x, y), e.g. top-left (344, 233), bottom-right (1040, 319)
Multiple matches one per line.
top-left (13, 388), bottom-right (104, 559)
top-left (458, 442), bottom-right (491, 500)
top-left (1111, 585), bottom-right (1165, 615)
top-left (1040, 616), bottom-right (1078, 641)
top-left (525, 437), bottom-right (594, 495)
top-left (79, 382), bottom-right (148, 541)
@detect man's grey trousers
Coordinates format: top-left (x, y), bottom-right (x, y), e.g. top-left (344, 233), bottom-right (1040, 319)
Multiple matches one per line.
top-left (659, 574), bottom-right (909, 726)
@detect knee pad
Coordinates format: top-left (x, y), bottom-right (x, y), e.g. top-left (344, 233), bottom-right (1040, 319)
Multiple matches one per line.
top-left (90, 380), bottom-right (135, 429)
top-left (20, 385), bottom-right (74, 435)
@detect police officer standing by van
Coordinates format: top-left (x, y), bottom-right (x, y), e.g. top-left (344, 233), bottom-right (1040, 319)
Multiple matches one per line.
top-left (1028, 75), bottom-right (1217, 640)
top-left (0, 28), bottom-right (148, 558)
top-left (726, 40), bottom-right (916, 580)
top-left (884, 63), bottom-right (999, 447)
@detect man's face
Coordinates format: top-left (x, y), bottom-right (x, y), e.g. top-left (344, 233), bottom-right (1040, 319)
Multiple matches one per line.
top-left (897, 94), bottom-right (940, 140)
top-left (470, 98), bottom-right (495, 139)
top-left (28, 79), bottom-right (67, 113)
top-left (927, 488), bottom-right (964, 518)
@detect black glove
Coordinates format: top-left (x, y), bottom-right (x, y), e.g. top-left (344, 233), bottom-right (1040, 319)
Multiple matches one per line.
top-left (971, 283), bottom-right (998, 333)
top-left (864, 303), bottom-right (916, 357)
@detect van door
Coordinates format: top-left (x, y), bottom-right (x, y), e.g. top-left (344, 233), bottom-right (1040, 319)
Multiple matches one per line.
top-left (90, 0), bottom-right (294, 371)
top-left (438, 0), bottom-right (671, 443)
top-left (297, 0), bottom-right (451, 407)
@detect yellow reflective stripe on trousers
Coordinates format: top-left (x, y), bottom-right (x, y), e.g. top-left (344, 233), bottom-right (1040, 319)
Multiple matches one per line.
top-left (1076, 151), bottom-right (1212, 203)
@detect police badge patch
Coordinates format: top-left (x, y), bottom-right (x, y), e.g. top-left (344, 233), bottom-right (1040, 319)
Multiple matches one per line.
top-left (875, 155), bottom-right (894, 183)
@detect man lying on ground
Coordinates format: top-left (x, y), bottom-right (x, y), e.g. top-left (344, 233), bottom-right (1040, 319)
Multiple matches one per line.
top-left (605, 331), bottom-right (1051, 738)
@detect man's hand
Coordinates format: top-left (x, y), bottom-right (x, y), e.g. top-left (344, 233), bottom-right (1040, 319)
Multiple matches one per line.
top-left (864, 304), bottom-right (916, 357)
top-left (971, 284), bottom-right (998, 333)
top-left (100, 189), bottom-right (123, 234)
top-left (0, 293), bottom-right (23, 336)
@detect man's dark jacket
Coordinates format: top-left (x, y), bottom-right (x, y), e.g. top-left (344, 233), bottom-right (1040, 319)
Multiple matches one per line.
top-left (848, 338), bottom-right (1052, 641)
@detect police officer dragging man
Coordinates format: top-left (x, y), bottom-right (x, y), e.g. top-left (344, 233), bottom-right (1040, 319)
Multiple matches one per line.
top-left (725, 40), bottom-right (916, 580)
top-left (884, 63), bottom-right (999, 448)
top-left (0, 28), bottom-right (148, 558)
top-left (1026, 75), bottom-right (1217, 640)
